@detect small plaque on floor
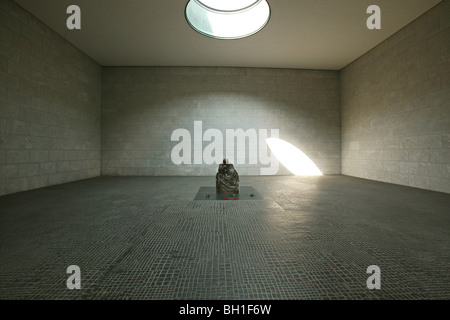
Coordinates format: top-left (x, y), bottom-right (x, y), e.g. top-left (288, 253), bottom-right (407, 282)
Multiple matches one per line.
top-left (194, 186), bottom-right (260, 200)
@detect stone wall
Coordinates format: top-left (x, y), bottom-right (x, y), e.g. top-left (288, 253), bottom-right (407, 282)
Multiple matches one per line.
top-left (341, 1), bottom-right (449, 193)
top-left (0, 0), bottom-right (102, 195)
top-left (101, 67), bottom-right (340, 176)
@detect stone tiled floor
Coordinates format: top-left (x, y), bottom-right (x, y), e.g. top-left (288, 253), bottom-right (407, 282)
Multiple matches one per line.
top-left (0, 175), bottom-right (449, 299)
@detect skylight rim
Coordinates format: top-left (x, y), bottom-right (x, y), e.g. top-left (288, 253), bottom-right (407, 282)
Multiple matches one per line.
top-left (194, 0), bottom-right (263, 13)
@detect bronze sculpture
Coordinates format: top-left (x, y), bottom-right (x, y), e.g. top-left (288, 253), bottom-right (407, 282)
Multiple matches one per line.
top-left (216, 159), bottom-right (240, 194)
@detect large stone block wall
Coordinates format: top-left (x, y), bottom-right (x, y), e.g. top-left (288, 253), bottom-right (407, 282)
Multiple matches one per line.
top-left (0, 0), bottom-right (102, 195)
top-left (101, 67), bottom-right (341, 176)
top-left (341, 1), bottom-right (450, 193)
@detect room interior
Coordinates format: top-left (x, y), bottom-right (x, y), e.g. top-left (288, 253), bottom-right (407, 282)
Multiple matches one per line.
top-left (0, 0), bottom-right (449, 300)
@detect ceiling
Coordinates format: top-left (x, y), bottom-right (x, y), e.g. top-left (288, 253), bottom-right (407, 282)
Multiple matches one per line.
top-left (14, 0), bottom-right (441, 70)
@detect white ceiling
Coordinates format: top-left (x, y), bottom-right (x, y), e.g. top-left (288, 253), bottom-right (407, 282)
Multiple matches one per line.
top-left (14, 0), bottom-right (441, 70)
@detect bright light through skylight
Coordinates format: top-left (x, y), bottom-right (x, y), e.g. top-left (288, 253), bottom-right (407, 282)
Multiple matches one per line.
top-left (185, 0), bottom-right (271, 39)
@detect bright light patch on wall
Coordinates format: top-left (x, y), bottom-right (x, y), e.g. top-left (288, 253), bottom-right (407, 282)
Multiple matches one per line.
top-left (185, 0), bottom-right (271, 39)
top-left (266, 138), bottom-right (323, 176)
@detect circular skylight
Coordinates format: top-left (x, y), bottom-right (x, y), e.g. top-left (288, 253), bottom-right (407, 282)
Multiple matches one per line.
top-left (185, 0), bottom-right (271, 40)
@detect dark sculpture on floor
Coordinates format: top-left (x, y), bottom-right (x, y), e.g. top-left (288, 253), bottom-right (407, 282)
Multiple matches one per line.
top-left (216, 159), bottom-right (240, 194)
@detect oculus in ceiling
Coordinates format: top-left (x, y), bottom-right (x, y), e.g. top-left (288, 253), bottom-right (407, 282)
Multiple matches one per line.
top-left (185, 0), bottom-right (271, 39)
